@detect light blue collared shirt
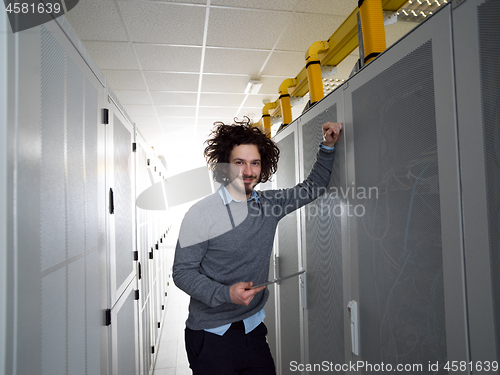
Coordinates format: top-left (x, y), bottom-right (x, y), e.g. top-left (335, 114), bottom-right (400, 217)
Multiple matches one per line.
top-left (205, 185), bottom-right (263, 336)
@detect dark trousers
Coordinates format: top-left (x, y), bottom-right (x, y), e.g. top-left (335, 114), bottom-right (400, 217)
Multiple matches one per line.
top-left (185, 322), bottom-right (276, 375)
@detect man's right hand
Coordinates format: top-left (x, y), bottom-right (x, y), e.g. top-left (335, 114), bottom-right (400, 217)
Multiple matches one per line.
top-left (230, 282), bottom-right (266, 306)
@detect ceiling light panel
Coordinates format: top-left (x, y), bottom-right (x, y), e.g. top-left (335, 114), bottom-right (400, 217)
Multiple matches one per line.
top-left (119, 2), bottom-right (207, 44)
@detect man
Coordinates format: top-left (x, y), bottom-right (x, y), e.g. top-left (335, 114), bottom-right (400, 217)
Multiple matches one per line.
top-left (173, 118), bottom-right (342, 375)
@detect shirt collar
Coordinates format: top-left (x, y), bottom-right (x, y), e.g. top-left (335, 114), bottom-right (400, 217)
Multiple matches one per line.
top-left (219, 185), bottom-right (259, 205)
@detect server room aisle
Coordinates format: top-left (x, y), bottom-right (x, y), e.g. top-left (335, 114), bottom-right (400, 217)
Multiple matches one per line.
top-left (154, 281), bottom-right (191, 375)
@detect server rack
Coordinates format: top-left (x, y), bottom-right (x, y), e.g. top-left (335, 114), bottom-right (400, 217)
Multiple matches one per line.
top-left (1, 14), bottom-right (171, 375)
top-left (267, 0), bottom-right (499, 373)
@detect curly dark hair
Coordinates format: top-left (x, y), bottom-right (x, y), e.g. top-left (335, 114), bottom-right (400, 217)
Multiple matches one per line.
top-left (204, 117), bottom-right (280, 184)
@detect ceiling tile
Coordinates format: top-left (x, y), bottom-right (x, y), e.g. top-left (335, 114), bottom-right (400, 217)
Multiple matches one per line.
top-left (331, 52), bottom-right (359, 80)
top-left (198, 107), bottom-right (239, 118)
top-left (260, 50), bottom-right (305, 77)
top-left (119, 2), bottom-right (207, 44)
top-left (197, 117), bottom-right (235, 128)
top-left (65, 0), bottom-right (128, 42)
top-left (160, 117), bottom-right (197, 128)
top-left (259, 76), bottom-right (289, 95)
top-left (211, 0), bottom-right (300, 11)
top-left (385, 22), bottom-right (417, 48)
top-left (201, 74), bottom-right (249, 93)
top-left (203, 48), bottom-right (269, 75)
top-left (294, 0), bottom-right (358, 16)
top-left (199, 93), bottom-right (245, 107)
top-left (134, 45), bottom-right (202, 72)
top-left (144, 72), bottom-right (200, 91)
top-left (244, 94), bottom-right (277, 107)
top-left (122, 104), bottom-right (157, 117)
top-left (136, 0), bottom-right (207, 4)
top-left (207, 8), bottom-right (291, 49)
top-left (157, 106), bottom-right (197, 117)
top-left (101, 70), bottom-right (147, 90)
top-left (151, 92), bottom-right (198, 106)
top-left (131, 116), bottom-right (161, 128)
top-left (114, 90), bottom-right (152, 105)
top-left (275, 13), bottom-right (345, 52)
top-left (235, 108), bottom-right (263, 121)
top-left (83, 41), bottom-right (139, 70)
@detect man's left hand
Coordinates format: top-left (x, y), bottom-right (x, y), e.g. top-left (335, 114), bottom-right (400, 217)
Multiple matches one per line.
top-left (322, 122), bottom-right (342, 147)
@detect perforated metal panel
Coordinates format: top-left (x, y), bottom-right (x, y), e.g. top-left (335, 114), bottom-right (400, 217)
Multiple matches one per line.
top-left (40, 25), bottom-right (66, 272)
top-left (116, 288), bottom-right (138, 375)
top-left (261, 178), bottom-right (278, 365)
top-left (351, 41), bottom-right (447, 371)
top-left (478, 0), bottom-right (500, 360)
top-left (301, 106), bottom-right (345, 373)
top-left (276, 130), bottom-right (301, 371)
top-left (38, 23), bottom-right (106, 375)
top-left (113, 115), bottom-right (134, 289)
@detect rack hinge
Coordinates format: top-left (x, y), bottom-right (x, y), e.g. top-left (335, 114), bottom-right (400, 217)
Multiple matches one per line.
top-left (135, 290), bottom-right (140, 300)
top-left (132, 142), bottom-right (137, 152)
top-left (133, 251), bottom-right (138, 261)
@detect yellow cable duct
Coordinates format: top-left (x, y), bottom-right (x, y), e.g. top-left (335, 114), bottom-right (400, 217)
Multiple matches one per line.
top-left (359, 0), bottom-right (387, 64)
top-left (279, 78), bottom-right (298, 126)
top-left (262, 0), bottom-right (407, 122)
top-left (306, 41), bottom-right (330, 104)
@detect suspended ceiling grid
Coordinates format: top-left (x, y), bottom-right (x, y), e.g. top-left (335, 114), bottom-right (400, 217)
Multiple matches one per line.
top-left (65, 0), bottom-right (417, 175)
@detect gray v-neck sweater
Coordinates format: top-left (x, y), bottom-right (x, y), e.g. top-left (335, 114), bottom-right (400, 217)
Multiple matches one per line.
top-left (173, 146), bottom-right (335, 330)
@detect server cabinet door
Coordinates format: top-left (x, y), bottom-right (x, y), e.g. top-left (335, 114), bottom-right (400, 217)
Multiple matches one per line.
top-left (110, 278), bottom-right (140, 375)
top-left (260, 179), bottom-right (279, 369)
top-left (343, 5), bottom-right (467, 373)
top-left (5, 18), bottom-right (109, 375)
top-left (453, 0), bottom-right (500, 368)
top-left (298, 89), bottom-right (348, 374)
top-left (274, 121), bottom-right (304, 374)
top-left (106, 96), bottom-right (137, 307)
top-left (106, 92), bottom-right (139, 374)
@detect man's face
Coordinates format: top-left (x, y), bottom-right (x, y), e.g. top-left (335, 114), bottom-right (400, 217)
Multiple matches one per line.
top-left (225, 144), bottom-right (262, 199)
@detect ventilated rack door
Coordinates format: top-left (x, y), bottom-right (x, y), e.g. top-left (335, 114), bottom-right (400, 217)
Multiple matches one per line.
top-left (343, 5), bottom-right (467, 372)
top-left (454, 0), bottom-right (500, 368)
top-left (274, 121), bottom-right (303, 374)
top-left (298, 89), bottom-right (347, 374)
